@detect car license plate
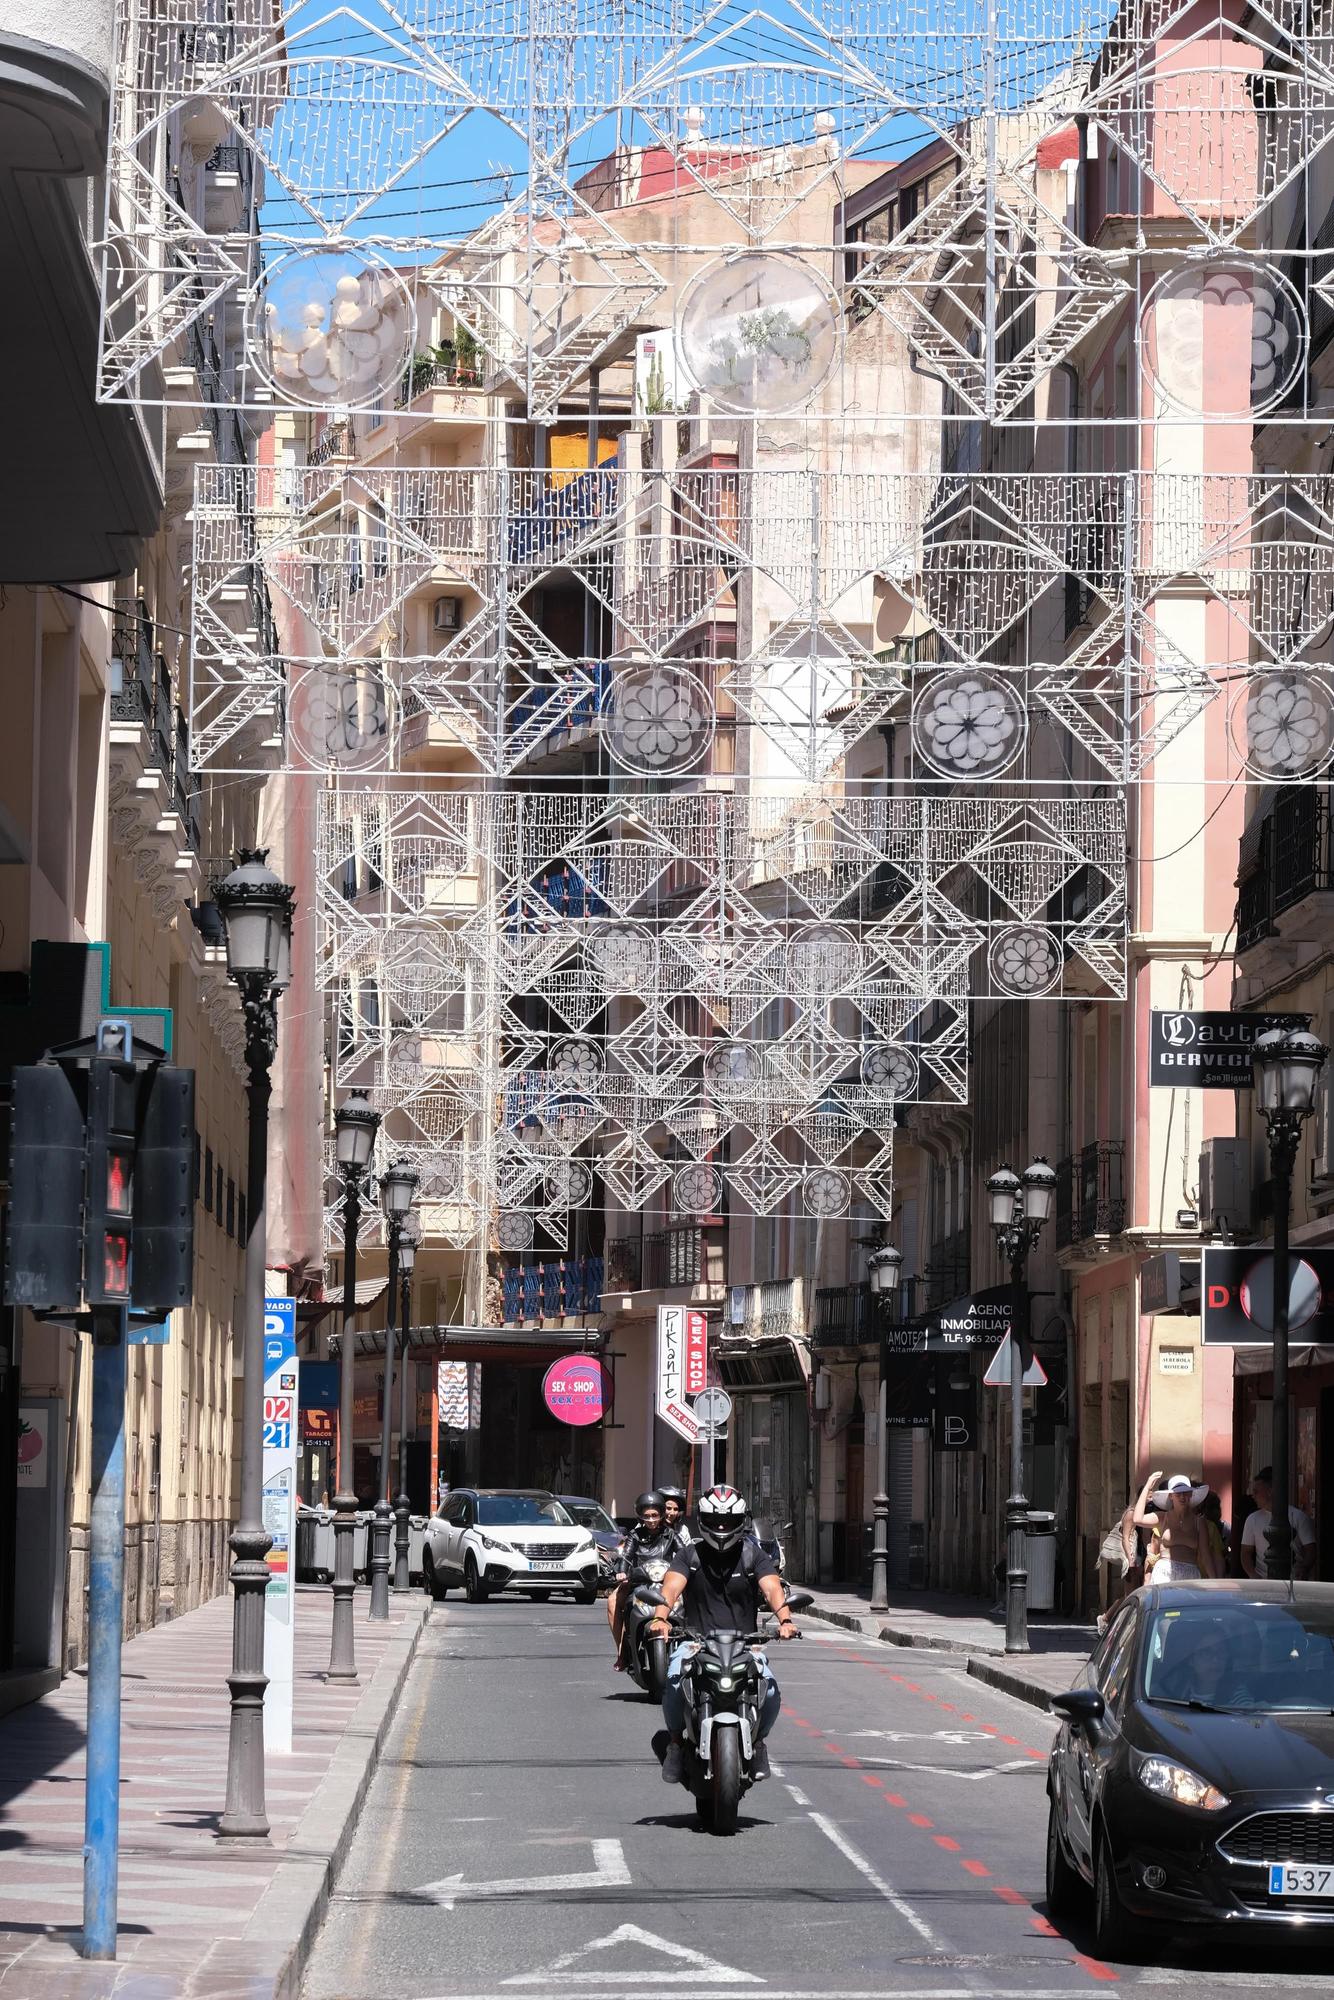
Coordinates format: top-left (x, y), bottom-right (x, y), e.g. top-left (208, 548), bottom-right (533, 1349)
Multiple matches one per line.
top-left (1269, 1864), bottom-right (1334, 1898)
top-left (529, 1560), bottom-right (564, 1571)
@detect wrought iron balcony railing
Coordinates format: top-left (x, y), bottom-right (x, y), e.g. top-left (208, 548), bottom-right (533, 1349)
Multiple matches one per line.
top-left (502, 1255), bottom-right (605, 1322)
top-left (1056, 1141), bottom-right (1127, 1248)
top-left (1236, 788), bottom-right (1332, 953)
top-left (604, 1226), bottom-right (706, 1294)
top-left (813, 1279), bottom-right (926, 1346)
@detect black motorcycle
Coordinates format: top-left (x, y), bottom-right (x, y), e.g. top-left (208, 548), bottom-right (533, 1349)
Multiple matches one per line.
top-left (636, 1585), bottom-right (812, 1833)
top-left (622, 1556), bottom-right (677, 1698)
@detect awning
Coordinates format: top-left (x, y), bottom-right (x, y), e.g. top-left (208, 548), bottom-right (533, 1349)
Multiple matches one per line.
top-left (296, 1278), bottom-right (390, 1336)
top-left (1234, 1345), bottom-right (1334, 1375)
top-left (716, 1336), bottom-right (809, 1391)
top-left (329, 1322), bottom-right (606, 1362)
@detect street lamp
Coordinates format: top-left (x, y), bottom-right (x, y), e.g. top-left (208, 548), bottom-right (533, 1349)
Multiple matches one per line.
top-left (1252, 1027), bottom-right (1328, 1581)
top-left (213, 849), bottom-right (295, 1838)
top-left (866, 1239), bottom-right (903, 1616)
top-left (370, 1160), bottom-right (418, 1619)
top-left (394, 1222), bottom-right (419, 1592)
top-left (987, 1158), bottom-right (1055, 1655)
top-left (327, 1092), bottom-right (379, 1684)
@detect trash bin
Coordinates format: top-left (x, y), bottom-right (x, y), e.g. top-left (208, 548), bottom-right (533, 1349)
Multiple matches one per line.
top-left (1025, 1511), bottom-right (1057, 1612)
top-left (353, 1511), bottom-right (371, 1579)
top-left (408, 1515), bottom-right (427, 1583)
top-left (310, 1507), bottom-right (336, 1582)
top-left (296, 1505), bottom-right (318, 1582)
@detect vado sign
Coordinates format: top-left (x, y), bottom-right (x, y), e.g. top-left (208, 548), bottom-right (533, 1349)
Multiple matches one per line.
top-left (656, 1306), bottom-right (707, 1442)
top-left (262, 1297), bottom-right (298, 1756)
top-left (542, 1354), bottom-right (613, 1426)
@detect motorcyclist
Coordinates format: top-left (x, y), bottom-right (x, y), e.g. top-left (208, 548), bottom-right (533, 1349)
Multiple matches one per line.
top-left (608, 1490), bottom-right (678, 1670)
top-left (660, 1487), bottom-right (691, 1543)
top-left (647, 1483), bottom-right (797, 1783)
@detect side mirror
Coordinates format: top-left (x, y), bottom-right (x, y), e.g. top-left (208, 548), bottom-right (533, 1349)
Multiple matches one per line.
top-left (785, 1590), bottom-right (814, 1614)
top-left (1051, 1687), bottom-right (1105, 1730)
top-left (634, 1585), bottom-right (667, 1608)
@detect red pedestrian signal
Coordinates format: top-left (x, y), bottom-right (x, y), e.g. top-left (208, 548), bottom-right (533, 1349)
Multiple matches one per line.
top-left (106, 1150), bottom-right (132, 1215)
top-left (101, 1232), bottom-right (131, 1299)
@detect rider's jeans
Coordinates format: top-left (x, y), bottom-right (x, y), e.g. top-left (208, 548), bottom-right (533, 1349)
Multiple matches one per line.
top-left (663, 1641), bottom-right (781, 1739)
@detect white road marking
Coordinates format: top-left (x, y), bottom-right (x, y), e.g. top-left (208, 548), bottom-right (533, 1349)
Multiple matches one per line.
top-left (502, 1922), bottom-right (762, 1986)
top-left (416, 1989), bottom-right (1132, 1999)
top-left (794, 1803), bottom-right (942, 1949)
top-left (846, 1728), bottom-right (1000, 1746)
top-left (415, 1837), bottom-right (630, 1911)
top-left (853, 1755), bottom-right (1039, 1781)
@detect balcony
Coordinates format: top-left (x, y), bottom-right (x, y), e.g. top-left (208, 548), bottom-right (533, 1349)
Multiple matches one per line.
top-left (1056, 1141), bottom-right (1127, 1253)
top-left (813, 1278), bottom-right (926, 1347)
top-left (924, 1227), bottom-right (970, 1309)
top-left (1236, 788), bottom-right (1332, 955)
top-left (501, 1255), bottom-right (605, 1323)
top-left (507, 662), bottom-right (609, 766)
top-left (605, 1225), bottom-right (715, 1296)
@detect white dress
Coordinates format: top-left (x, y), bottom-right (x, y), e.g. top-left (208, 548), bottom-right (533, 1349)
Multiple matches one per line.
top-left (1152, 1557), bottom-right (1201, 1583)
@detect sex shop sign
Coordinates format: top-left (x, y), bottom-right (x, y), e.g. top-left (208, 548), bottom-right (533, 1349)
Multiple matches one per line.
top-left (542, 1354), bottom-right (614, 1426)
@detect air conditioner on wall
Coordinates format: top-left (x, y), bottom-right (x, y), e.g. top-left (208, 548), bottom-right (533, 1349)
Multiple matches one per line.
top-left (432, 595), bottom-right (462, 633)
top-left (1198, 1137), bottom-right (1252, 1237)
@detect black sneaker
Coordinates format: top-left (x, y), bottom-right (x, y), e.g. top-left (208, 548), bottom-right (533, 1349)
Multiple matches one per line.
top-left (661, 1741), bottom-right (684, 1784)
top-left (753, 1742), bottom-right (771, 1781)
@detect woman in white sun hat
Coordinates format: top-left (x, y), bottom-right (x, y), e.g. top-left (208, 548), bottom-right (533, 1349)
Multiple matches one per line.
top-left (1132, 1470), bottom-right (1220, 1581)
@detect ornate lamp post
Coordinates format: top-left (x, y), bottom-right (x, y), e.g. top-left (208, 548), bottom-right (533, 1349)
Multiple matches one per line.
top-left (370, 1160), bottom-right (418, 1619)
top-left (866, 1240), bottom-right (904, 1616)
top-left (393, 1223), bottom-right (419, 1592)
top-left (327, 1093), bottom-right (379, 1683)
top-left (1251, 1028), bottom-right (1328, 1580)
top-left (986, 1158), bottom-right (1056, 1655)
top-left (213, 850), bottom-right (295, 1838)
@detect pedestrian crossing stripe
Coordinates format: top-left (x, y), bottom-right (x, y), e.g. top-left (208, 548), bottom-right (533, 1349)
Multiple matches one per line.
top-left (502, 1923), bottom-right (763, 1985)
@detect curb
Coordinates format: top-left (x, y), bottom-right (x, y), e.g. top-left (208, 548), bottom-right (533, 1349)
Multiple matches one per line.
top-left (965, 1651), bottom-right (1061, 1712)
top-left (803, 1599), bottom-right (1083, 1716)
top-left (232, 1600), bottom-right (431, 1999)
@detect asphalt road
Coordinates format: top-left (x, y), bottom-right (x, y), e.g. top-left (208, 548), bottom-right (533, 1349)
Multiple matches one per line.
top-left (302, 1599), bottom-right (1330, 2000)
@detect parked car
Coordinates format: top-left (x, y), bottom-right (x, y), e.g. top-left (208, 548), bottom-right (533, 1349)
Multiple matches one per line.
top-left (422, 1488), bottom-right (599, 1604)
top-left (560, 1496), bottom-right (625, 1590)
top-left (1046, 1580), bottom-right (1334, 1960)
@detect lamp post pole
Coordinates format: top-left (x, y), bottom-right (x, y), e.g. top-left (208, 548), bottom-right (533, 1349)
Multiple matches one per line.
top-left (1252, 1029), bottom-right (1328, 1581)
top-left (370, 1162), bottom-right (418, 1621)
top-left (327, 1093), bottom-right (378, 1684)
top-left (214, 852), bottom-right (294, 1839)
top-left (394, 1230), bottom-right (417, 1592)
top-left (865, 1240), bottom-right (903, 1618)
top-left (986, 1160), bottom-right (1056, 1656)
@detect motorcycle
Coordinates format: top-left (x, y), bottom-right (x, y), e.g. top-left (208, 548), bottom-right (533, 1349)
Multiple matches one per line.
top-left (622, 1557), bottom-right (677, 1698)
top-left (635, 1584), bottom-right (813, 1834)
top-left (752, 1517), bottom-right (792, 1581)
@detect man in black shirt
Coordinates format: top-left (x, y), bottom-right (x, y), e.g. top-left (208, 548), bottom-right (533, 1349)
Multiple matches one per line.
top-left (647, 1484), bottom-right (797, 1782)
top-left (609, 1490), bottom-right (678, 1669)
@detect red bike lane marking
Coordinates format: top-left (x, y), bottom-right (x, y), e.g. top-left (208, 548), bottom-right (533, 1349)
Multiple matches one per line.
top-left (830, 1643), bottom-right (1051, 1761)
top-left (781, 1697), bottom-right (1118, 1987)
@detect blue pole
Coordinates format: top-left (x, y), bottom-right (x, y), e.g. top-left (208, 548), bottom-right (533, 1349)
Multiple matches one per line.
top-left (83, 1309), bottom-right (127, 1960)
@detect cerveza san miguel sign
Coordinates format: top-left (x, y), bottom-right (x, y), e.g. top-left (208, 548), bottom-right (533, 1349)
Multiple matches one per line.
top-left (1149, 1011), bottom-right (1309, 1088)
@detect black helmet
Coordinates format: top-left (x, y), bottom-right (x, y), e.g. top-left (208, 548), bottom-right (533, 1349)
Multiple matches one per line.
top-left (635, 1489), bottom-right (666, 1517)
top-left (697, 1484), bottom-right (747, 1552)
top-left (659, 1486), bottom-right (685, 1507)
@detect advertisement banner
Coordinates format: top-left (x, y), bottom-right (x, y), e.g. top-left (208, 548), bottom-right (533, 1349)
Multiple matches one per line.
top-left (656, 1306), bottom-right (700, 1442)
top-left (543, 1355), bottom-right (613, 1426)
top-left (684, 1310), bottom-right (708, 1394)
top-left (262, 1297), bottom-right (298, 1755)
top-left (1149, 1011), bottom-right (1307, 1089)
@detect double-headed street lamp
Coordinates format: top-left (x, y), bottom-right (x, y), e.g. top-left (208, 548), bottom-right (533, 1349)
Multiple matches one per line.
top-left (371, 1159), bottom-right (418, 1619)
top-left (394, 1222), bottom-right (419, 1593)
top-left (1251, 1027), bottom-right (1328, 1581)
top-left (986, 1158), bottom-right (1056, 1656)
top-left (328, 1093), bottom-right (379, 1684)
top-left (214, 850), bottom-right (295, 1838)
top-left (866, 1239), bottom-right (904, 1615)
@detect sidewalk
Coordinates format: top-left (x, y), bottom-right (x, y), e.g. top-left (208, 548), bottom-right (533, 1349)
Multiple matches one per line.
top-left (0, 1583), bottom-right (428, 1998)
top-left (801, 1585), bottom-right (1096, 1711)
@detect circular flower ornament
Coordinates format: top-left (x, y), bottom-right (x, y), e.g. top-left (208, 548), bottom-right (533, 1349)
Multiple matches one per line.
top-left (803, 1168), bottom-right (850, 1218)
top-left (990, 924), bottom-right (1062, 997)
top-left (545, 1161), bottom-right (593, 1208)
top-left (704, 1041), bottom-right (765, 1098)
top-left (912, 670), bottom-right (1025, 779)
top-left (550, 1036), bottom-right (605, 1084)
top-left (673, 1164), bottom-right (723, 1214)
top-left (678, 253), bottom-right (841, 415)
top-left (1239, 671), bottom-right (1334, 779)
top-left (249, 249), bottom-right (415, 409)
top-left (861, 1044), bottom-right (919, 1097)
top-left (585, 923), bottom-right (657, 991)
top-left (785, 924), bottom-right (862, 998)
top-left (604, 664), bottom-right (713, 774)
top-left (496, 1211), bottom-right (535, 1252)
top-left (1142, 262), bottom-right (1305, 417)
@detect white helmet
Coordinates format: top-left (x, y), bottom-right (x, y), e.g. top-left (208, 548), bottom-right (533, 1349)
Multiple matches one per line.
top-left (697, 1484), bottom-right (747, 1552)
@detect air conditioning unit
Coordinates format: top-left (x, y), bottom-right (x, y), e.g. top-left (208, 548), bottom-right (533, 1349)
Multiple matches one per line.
top-left (1198, 1137), bottom-right (1252, 1237)
top-left (432, 595), bottom-right (463, 633)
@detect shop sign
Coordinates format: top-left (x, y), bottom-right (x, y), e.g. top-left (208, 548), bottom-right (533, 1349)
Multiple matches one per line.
top-left (1201, 1246), bottom-right (1334, 1346)
top-left (1149, 1011), bottom-right (1308, 1088)
top-left (261, 1297), bottom-right (298, 1755)
top-left (542, 1354), bottom-right (613, 1427)
top-left (656, 1306), bottom-right (702, 1442)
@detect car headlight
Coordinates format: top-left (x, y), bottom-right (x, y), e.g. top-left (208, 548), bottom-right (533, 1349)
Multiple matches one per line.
top-left (476, 1533), bottom-right (512, 1554)
top-left (1135, 1754), bottom-right (1229, 1812)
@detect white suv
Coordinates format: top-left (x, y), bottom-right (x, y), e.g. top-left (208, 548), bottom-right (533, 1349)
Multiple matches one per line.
top-left (423, 1488), bottom-right (600, 1604)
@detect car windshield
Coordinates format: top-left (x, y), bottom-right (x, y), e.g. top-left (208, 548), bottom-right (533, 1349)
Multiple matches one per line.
top-left (476, 1494), bottom-right (572, 1527)
top-left (564, 1502), bottom-right (617, 1535)
top-left (1144, 1602), bottom-right (1334, 1713)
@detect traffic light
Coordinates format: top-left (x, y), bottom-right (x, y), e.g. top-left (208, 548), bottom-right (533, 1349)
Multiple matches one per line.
top-left (132, 1066), bottom-right (195, 1312)
top-left (84, 1054), bottom-right (138, 1306)
top-left (5, 1063), bottom-right (85, 1308)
